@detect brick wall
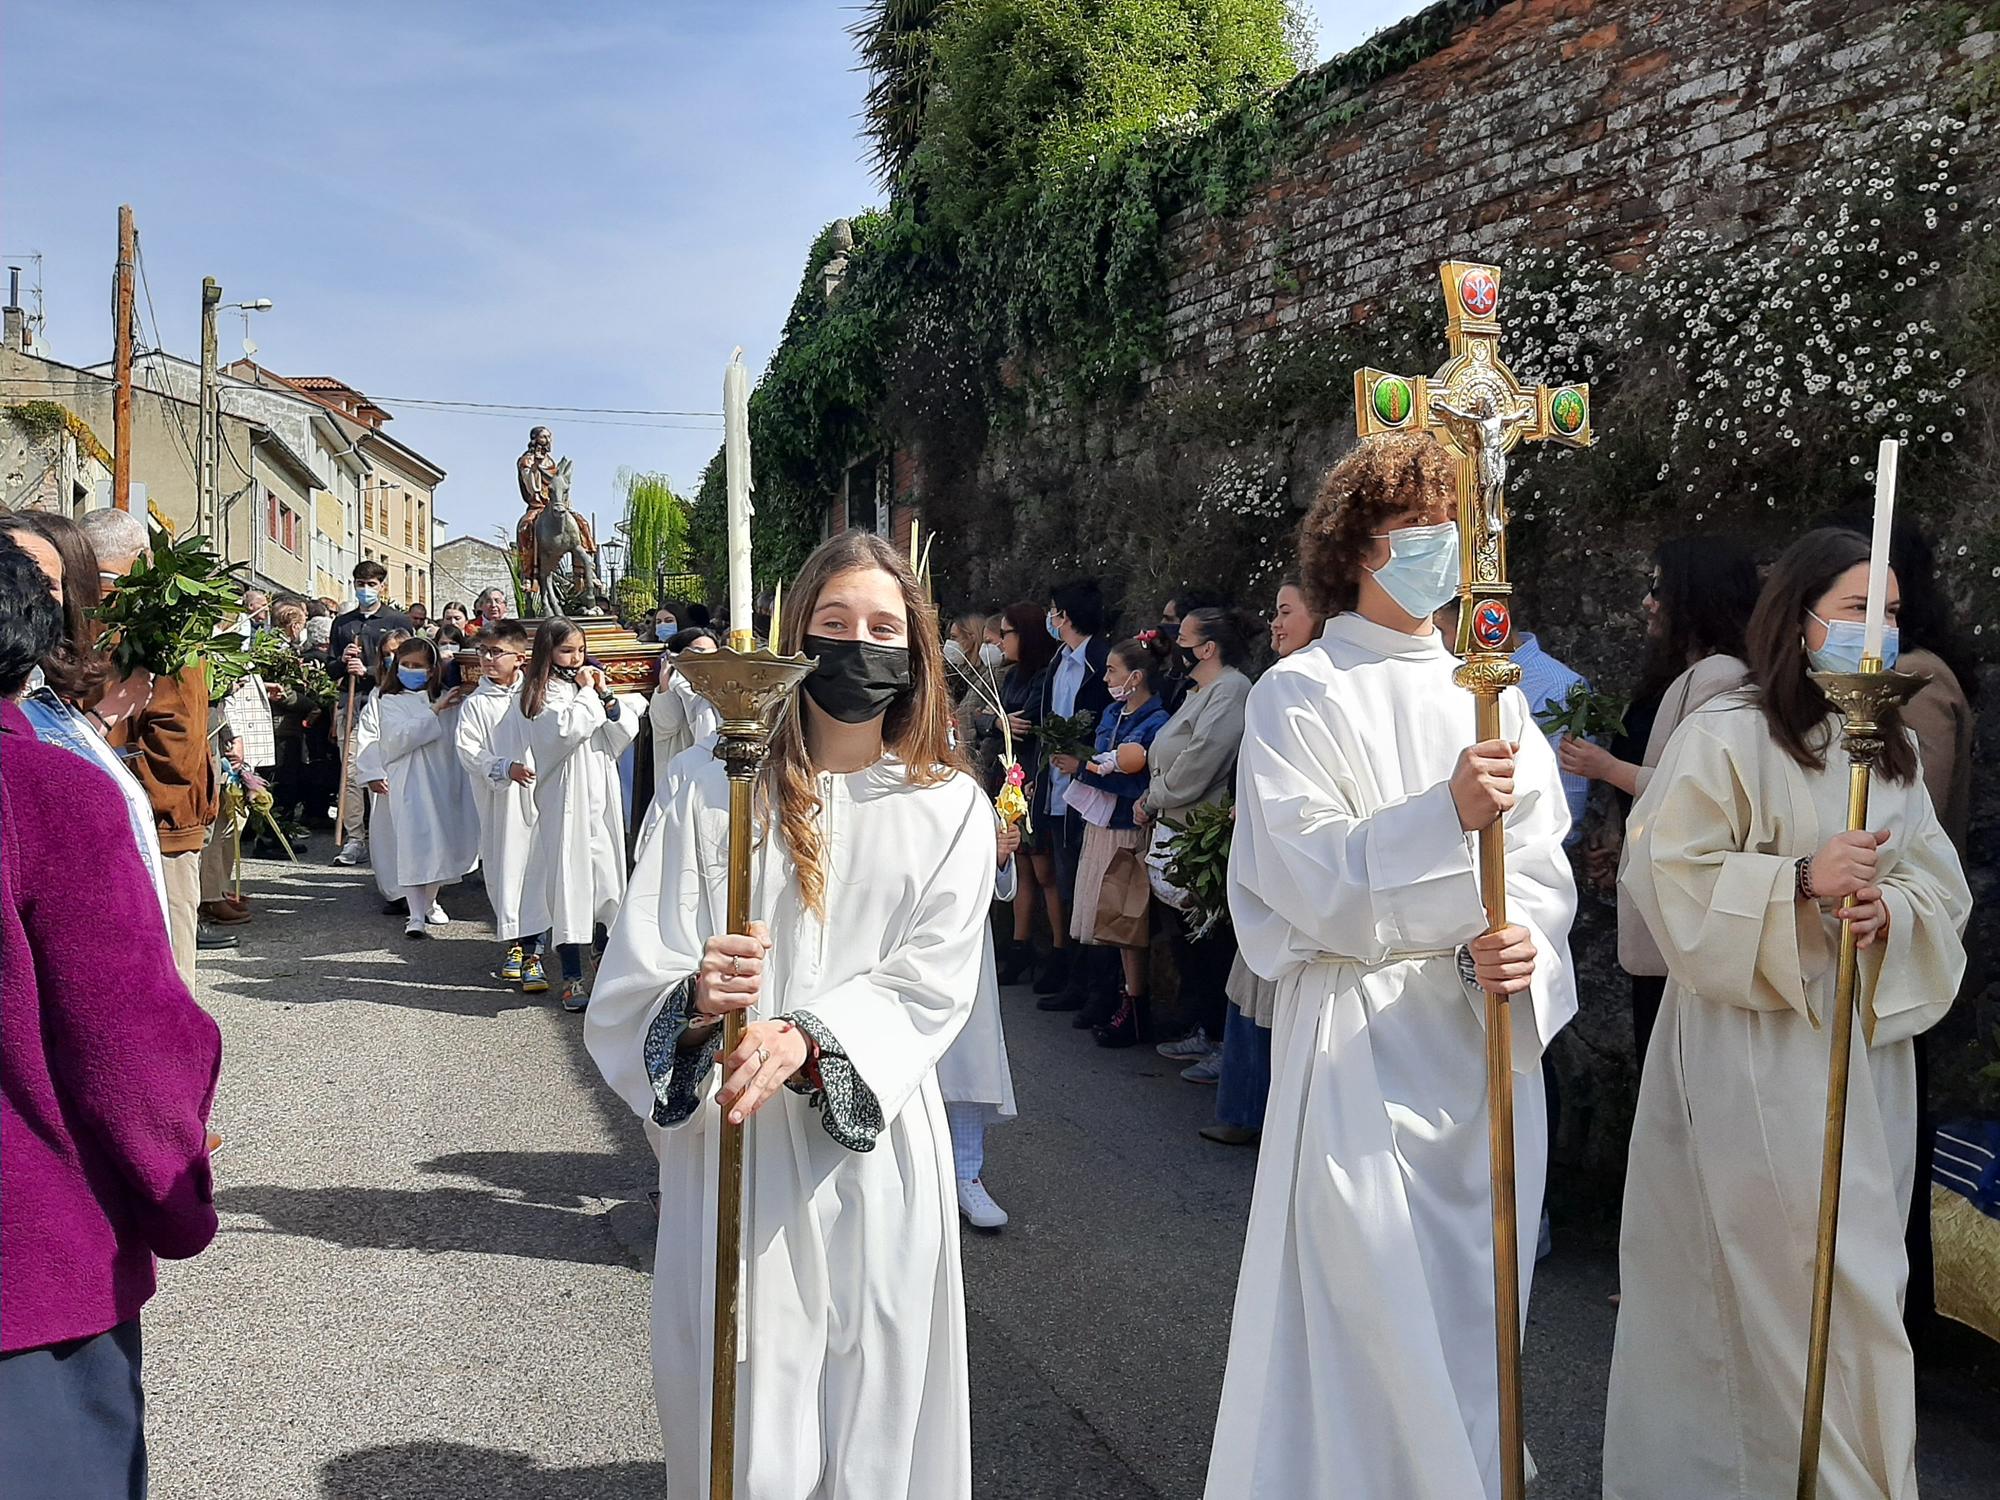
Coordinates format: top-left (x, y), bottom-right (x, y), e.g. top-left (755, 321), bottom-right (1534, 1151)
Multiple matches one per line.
top-left (1156, 0), bottom-right (1970, 386)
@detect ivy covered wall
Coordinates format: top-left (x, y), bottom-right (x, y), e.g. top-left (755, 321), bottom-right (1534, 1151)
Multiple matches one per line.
top-left (698, 0), bottom-right (2000, 1159)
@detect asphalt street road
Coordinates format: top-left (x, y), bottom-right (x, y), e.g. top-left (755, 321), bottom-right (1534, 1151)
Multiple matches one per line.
top-left (147, 857), bottom-right (2000, 1497)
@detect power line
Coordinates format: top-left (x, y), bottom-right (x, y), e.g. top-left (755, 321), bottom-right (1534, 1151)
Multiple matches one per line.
top-left (363, 395), bottom-right (722, 418)
top-left (131, 236), bottom-right (203, 487)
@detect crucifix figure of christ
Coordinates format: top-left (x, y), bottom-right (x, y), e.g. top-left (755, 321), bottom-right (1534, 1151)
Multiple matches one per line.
top-left (1351, 260), bottom-right (1592, 1500)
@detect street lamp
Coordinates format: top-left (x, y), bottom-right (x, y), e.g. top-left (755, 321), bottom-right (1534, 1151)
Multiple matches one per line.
top-left (599, 538), bottom-right (626, 616)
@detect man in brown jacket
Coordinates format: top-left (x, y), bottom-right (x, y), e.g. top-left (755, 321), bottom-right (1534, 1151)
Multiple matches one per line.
top-left (81, 510), bottom-right (220, 984)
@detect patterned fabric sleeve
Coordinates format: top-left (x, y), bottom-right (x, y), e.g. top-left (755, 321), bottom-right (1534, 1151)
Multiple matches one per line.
top-left (642, 977), bottom-right (721, 1127)
top-left (782, 1010), bottom-right (886, 1153)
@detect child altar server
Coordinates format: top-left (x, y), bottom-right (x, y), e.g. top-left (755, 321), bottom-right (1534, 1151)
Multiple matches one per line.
top-left (355, 636), bottom-right (479, 939)
top-left (455, 618), bottom-right (545, 992)
top-left (513, 617), bottom-right (646, 1012)
top-left (1605, 529), bottom-right (1971, 1500)
top-left (585, 529), bottom-right (995, 1500)
top-left (1204, 434), bottom-right (1577, 1500)
top-left (649, 625), bottom-right (723, 809)
top-left (937, 813), bottom-right (1021, 1229)
top-left (346, 629), bottom-right (411, 912)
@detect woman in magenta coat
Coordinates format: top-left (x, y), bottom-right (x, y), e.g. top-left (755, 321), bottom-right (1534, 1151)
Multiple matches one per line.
top-left (0, 537), bottom-right (223, 1497)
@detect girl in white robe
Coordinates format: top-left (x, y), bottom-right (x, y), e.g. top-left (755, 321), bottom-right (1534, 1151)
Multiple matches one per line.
top-left (937, 815), bottom-right (1021, 1230)
top-left (360, 637), bottom-right (479, 939)
top-left (649, 627), bottom-right (723, 810)
top-left (454, 621), bottom-right (542, 990)
top-left (1205, 435), bottom-right (1578, 1500)
top-left (585, 530), bottom-right (994, 1500)
top-left (512, 617), bottom-right (646, 1011)
top-left (1605, 530), bottom-right (1972, 1500)
top-left (347, 629), bottom-right (412, 910)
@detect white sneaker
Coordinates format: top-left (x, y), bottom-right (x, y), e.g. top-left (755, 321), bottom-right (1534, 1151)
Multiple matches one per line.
top-left (333, 839), bottom-right (365, 866)
top-left (1156, 1026), bottom-right (1212, 1060)
top-left (425, 902), bottom-right (449, 927)
top-left (403, 913), bottom-right (428, 940)
top-left (957, 1178), bottom-right (1008, 1230)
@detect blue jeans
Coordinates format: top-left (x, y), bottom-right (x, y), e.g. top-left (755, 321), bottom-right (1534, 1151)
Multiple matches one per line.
top-left (1214, 1002), bottom-right (1272, 1132)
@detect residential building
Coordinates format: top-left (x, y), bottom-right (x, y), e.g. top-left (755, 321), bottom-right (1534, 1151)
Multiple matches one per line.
top-left (275, 376), bottom-right (444, 611)
top-left (432, 535), bottom-right (513, 611)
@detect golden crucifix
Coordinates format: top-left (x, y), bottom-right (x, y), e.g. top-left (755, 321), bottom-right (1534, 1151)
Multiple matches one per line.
top-left (1353, 260), bottom-right (1592, 1500)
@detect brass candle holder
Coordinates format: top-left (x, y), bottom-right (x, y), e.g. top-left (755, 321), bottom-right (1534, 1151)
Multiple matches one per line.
top-left (670, 638), bottom-right (816, 1500)
top-left (1795, 658), bottom-right (1926, 1500)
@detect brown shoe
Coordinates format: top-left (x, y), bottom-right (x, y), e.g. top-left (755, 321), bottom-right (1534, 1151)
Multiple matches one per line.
top-left (198, 900), bottom-right (251, 925)
top-left (220, 894), bottom-right (250, 913)
top-left (1199, 1124), bottom-right (1260, 1147)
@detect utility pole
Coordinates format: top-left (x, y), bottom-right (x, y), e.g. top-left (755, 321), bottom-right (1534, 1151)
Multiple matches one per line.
top-left (199, 276), bottom-right (221, 540)
top-left (111, 205), bottom-right (135, 511)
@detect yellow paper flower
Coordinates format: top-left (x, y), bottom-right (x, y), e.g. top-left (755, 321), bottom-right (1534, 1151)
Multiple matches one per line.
top-left (996, 782), bottom-right (1028, 825)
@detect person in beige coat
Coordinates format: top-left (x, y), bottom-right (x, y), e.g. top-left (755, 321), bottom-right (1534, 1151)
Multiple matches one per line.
top-left (1559, 535), bottom-right (1760, 1065)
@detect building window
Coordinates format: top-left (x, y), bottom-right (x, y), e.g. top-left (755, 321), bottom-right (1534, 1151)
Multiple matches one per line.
top-left (363, 486), bottom-right (375, 533)
top-left (404, 564), bottom-right (415, 603)
top-left (282, 507), bottom-right (299, 554)
top-left (416, 498), bottom-right (426, 549)
top-left (404, 493), bottom-right (414, 549)
top-left (266, 490), bottom-right (280, 543)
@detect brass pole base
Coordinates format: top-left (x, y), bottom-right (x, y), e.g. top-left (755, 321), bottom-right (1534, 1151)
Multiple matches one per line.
top-left (670, 644), bottom-right (815, 1500)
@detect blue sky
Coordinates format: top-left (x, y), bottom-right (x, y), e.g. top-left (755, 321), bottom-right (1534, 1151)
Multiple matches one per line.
top-left (2, 1), bottom-right (1423, 553)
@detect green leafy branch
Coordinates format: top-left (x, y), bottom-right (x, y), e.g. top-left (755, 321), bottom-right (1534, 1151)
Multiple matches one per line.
top-left (94, 524), bottom-right (251, 694)
top-left (1031, 707), bottom-right (1101, 761)
top-left (1160, 798), bottom-right (1235, 937)
top-left (1534, 681), bottom-right (1628, 741)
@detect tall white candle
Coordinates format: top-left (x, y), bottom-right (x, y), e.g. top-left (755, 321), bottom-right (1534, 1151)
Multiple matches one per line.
top-left (723, 349), bottom-right (754, 643)
top-left (1863, 437), bottom-right (1898, 663)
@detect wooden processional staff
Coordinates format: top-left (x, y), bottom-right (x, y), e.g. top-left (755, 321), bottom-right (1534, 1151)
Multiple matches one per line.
top-left (673, 351), bottom-right (815, 1500)
top-left (1354, 261), bottom-right (1593, 1500)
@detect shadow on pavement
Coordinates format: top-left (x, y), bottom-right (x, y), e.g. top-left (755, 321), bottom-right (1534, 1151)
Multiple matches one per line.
top-left (219, 1183), bottom-right (634, 1269)
top-left (417, 1150), bottom-right (639, 1210)
top-left (319, 1441), bottom-right (658, 1499)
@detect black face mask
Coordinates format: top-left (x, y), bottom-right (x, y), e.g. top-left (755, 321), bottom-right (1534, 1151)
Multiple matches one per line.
top-left (1176, 643), bottom-right (1201, 673)
top-left (552, 663), bottom-right (581, 682)
top-left (803, 636), bottom-right (914, 723)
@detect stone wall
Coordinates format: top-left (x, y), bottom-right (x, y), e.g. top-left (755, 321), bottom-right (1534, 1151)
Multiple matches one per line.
top-left (432, 537), bottom-right (514, 612)
top-left (902, 0), bottom-right (2000, 1179)
top-left (1155, 0), bottom-right (1969, 386)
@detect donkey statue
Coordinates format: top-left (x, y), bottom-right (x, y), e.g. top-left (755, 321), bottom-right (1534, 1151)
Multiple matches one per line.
top-left (530, 458), bottom-right (604, 615)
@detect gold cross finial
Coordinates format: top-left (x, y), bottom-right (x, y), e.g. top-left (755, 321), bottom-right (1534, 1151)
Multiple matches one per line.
top-left (1353, 261), bottom-right (1592, 660)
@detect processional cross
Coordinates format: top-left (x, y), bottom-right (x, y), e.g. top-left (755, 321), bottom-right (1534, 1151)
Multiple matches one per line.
top-left (1352, 261), bottom-right (1592, 1500)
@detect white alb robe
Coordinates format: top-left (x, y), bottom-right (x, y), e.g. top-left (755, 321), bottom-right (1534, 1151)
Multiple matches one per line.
top-left (649, 674), bottom-right (722, 809)
top-left (1604, 695), bottom-right (1971, 1500)
top-left (515, 679), bottom-right (644, 948)
top-left (348, 694), bottom-right (399, 900)
top-left (364, 690), bottom-right (480, 892)
top-left (455, 677), bottom-right (537, 941)
top-left (1206, 611), bottom-right (1577, 1500)
top-left (935, 851), bottom-right (1018, 1122)
top-left (585, 755), bottom-right (995, 1500)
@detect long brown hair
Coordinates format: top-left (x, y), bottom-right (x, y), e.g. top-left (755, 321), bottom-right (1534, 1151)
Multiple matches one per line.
top-left (519, 617), bottom-right (583, 720)
top-left (0, 510), bottom-right (107, 702)
top-left (1746, 527), bottom-right (1916, 783)
top-left (765, 529), bottom-right (958, 916)
top-left (379, 635), bottom-right (440, 699)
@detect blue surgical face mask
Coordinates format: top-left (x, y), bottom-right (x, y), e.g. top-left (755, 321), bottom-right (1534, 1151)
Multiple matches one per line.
top-left (655, 621), bottom-right (676, 642)
top-left (1808, 613), bottom-right (1899, 674)
top-left (1367, 522), bottom-right (1460, 620)
top-left (355, 585), bottom-right (380, 608)
top-left (1046, 609), bottom-right (1063, 642)
top-left (396, 666), bottom-right (430, 691)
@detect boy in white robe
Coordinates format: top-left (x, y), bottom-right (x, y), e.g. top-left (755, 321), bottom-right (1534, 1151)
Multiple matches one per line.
top-left (512, 619), bottom-right (645, 1012)
top-left (1605, 529), bottom-right (1972, 1500)
top-left (454, 619), bottom-right (545, 991)
top-left (649, 628), bottom-right (722, 810)
top-left (347, 629), bottom-right (412, 913)
top-left (1205, 433), bottom-right (1577, 1500)
top-left (938, 814), bottom-right (1021, 1229)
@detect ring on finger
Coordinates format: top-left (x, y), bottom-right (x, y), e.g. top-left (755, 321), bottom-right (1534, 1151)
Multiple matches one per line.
top-left (755, 1045), bottom-right (770, 1067)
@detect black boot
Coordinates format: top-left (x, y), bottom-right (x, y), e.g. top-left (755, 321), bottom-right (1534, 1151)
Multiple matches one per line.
top-left (995, 937), bottom-right (1034, 987)
top-left (1094, 989), bottom-right (1143, 1048)
top-left (1032, 946), bottom-right (1070, 997)
top-left (1072, 967), bottom-right (1122, 1029)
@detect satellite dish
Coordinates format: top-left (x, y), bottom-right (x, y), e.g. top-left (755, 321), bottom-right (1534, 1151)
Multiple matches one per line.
top-left (242, 337), bottom-right (259, 358)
